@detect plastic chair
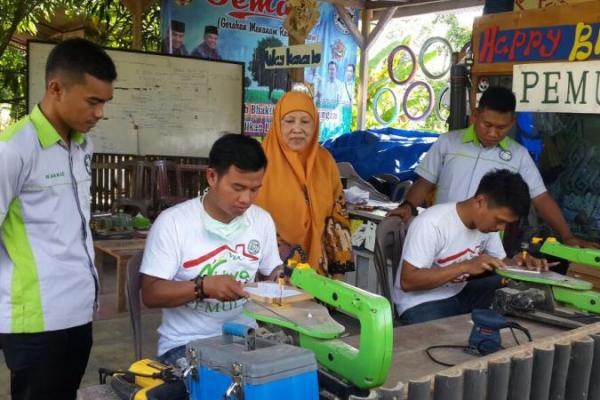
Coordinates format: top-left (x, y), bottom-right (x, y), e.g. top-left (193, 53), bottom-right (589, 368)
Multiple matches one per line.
top-left (337, 161), bottom-right (390, 202)
top-left (373, 216), bottom-right (407, 307)
top-left (126, 250), bottom-right (144, 360)
top-left (154, 160), bottom-right (186, 211)
top-left (111, 160), bottom-right (155, 218)
top-left (177, 163), bottom-right (208, 198)
top-left (369, 174), bottom-right (413, 202)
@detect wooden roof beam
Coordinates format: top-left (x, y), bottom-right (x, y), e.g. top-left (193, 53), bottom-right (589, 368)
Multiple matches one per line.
top-left (334, 4), bottom-right (398, 51)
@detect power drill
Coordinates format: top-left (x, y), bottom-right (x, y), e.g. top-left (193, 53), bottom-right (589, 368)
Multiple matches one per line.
top-left (99, 359), bottom-right (187, 400)
top-left (468, 309), bottom-right (531, 355)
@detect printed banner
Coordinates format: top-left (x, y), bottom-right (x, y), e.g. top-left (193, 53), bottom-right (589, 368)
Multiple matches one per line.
top-left (305, 5), bottom-right (358, 141)
top-left (161, 0), bottom-right (358, 140)
top-left (513, 60), bottom-right (600, 113)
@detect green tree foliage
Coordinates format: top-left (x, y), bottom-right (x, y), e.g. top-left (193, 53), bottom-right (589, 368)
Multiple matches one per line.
top-left (0, 0), bottom-right (160, 122)
top-left (363, 13), bottom-right (474, 133)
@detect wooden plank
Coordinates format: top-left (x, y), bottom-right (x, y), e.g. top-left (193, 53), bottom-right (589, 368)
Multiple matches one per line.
top-left (567, 264), bottom-right (600, 291)
top-left (245, 282), bottom-right (314, 305)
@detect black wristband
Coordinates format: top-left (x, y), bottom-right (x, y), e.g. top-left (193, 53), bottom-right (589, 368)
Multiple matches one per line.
top-left (192, 275), bottom-right (205, 301)
top-left (400, 200), bottom-right (418, 216)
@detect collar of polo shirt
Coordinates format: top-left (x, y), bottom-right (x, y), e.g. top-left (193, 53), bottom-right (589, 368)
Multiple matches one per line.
top-left (30, 105), bottom-right (85, 148)
top-left (462, 125), bottom-right (510, 151)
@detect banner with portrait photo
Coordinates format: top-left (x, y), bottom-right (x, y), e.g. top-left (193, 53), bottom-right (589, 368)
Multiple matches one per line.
top-left (161, 0), bottom-right (358, 140)
top-left (305, 5), bottom-right (358, 141)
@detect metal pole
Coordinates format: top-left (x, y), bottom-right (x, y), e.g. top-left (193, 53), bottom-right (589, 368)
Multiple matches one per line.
top-left (449, 63), bottom-right (467, 131)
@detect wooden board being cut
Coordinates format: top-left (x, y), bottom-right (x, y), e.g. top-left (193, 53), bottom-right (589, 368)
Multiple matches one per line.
top-left (245, 282), bottom-right (314, 305)
top-left (568, 263), bottom-right (600, 291)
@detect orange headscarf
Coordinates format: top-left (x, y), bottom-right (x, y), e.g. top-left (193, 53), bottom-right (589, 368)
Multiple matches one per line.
top-left (255, 92), bottom-right (340, 273)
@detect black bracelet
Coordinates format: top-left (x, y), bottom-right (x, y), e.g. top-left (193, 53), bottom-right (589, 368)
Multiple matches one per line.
top-left (400, 200), bottom-right (418, 216)
top-left (192, 275), bottom-right (205, 301)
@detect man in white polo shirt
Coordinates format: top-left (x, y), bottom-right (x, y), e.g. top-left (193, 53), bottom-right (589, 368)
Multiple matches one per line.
top-left (0, 39), bottom-right (116, 399)
top-left (391, 86), bottom-right (597, 249)
top-left (141, 134), bottom-right (282, 365)
top-left (393, 170), bottom-right (548, 324)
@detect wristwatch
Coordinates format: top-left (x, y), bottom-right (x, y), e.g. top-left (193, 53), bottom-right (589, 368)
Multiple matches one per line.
top-left (400, 200), bottom-right (418, 216)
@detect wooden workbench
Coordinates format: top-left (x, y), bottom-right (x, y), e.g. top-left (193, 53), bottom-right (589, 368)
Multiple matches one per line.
top-left (75, 313), bottom-right (566, 399)
top-left (342, 313), bottom-right (565, 387)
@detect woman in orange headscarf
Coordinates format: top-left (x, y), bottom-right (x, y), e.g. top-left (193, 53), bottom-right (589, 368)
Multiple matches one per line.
top-left (255, 91), bottom-right (354, 278)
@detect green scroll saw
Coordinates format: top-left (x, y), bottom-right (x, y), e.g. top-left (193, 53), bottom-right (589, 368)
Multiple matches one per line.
top-left (243, 248), bottom-right (393, 398)
top-left (494, 237), bottom-right (600, 328)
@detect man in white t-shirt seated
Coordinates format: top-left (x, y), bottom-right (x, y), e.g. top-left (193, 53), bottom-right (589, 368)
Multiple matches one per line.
top-left (393, 169), bottom-right (549, 325)
top-left (141, 134), bottom-right (283, 364)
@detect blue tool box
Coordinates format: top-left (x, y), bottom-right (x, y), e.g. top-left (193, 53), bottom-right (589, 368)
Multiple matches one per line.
top-left (186, 324), bottom-right (319, 400)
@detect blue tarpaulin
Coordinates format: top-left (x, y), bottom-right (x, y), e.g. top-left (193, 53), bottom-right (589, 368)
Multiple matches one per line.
top-left (323, 128), bottom-right (439, 182)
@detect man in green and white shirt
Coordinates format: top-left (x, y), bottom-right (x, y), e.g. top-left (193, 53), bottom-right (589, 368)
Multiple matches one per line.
top-left (392, 86), bottom-right (598, 249)
top-left (0, 39), bottom-right (116, 400)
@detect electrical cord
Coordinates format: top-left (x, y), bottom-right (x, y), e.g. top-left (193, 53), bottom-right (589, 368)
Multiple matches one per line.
top-left (507, 322), bottom-right (532, 345)
top-left (425, 324), bottom-right (532, 367)
top-left (425, 345), bottom-right (469, 367)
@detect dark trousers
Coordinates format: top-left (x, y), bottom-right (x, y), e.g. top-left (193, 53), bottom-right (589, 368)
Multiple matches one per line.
top-left (0, 322), bottom-right (92, 400)
top-left (400, 275), bottom-right (502, 325)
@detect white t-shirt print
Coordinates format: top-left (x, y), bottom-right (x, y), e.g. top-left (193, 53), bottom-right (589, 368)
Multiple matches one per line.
top-left (141, 197), bottom-right (282, 356)
top-left (392, 202), bottom-right (506, 316)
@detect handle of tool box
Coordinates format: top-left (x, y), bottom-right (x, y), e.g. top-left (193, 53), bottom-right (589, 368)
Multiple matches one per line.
top-left (223, 322), bottom-right (254, 338)
top-left (222, 323), bottom-right (256, 351)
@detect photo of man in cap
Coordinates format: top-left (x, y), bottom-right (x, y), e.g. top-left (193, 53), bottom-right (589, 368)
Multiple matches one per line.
top-left (191, 25), bottom-right (222, 60)
top-left (162, 20), bottom-right (188, 56)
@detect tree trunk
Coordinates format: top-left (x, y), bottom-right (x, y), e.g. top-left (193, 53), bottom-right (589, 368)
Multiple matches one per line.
top-left (0, 0), bottom-right (44, 58)
top-left (287, 35), bottom-right (304, 83)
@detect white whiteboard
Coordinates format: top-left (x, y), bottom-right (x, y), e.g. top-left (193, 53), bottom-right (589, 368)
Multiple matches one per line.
top-left (28, 41), bottom-right (244, 157)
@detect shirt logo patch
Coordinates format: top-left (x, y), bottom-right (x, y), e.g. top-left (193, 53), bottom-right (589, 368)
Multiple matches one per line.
top-left (84, 154), bottom-right (92, 176)
top-left (499, 149), bottom-right (512, 161)
top-left (248, 239), bottom-right (260, 255)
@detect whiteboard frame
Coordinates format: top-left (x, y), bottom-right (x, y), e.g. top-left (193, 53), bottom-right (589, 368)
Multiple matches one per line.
top-left (27, 40), bottom-right (245, 156)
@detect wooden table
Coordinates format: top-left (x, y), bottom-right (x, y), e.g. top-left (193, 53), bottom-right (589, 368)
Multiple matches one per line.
top-left (94, 239), bottom-right (146, 312)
